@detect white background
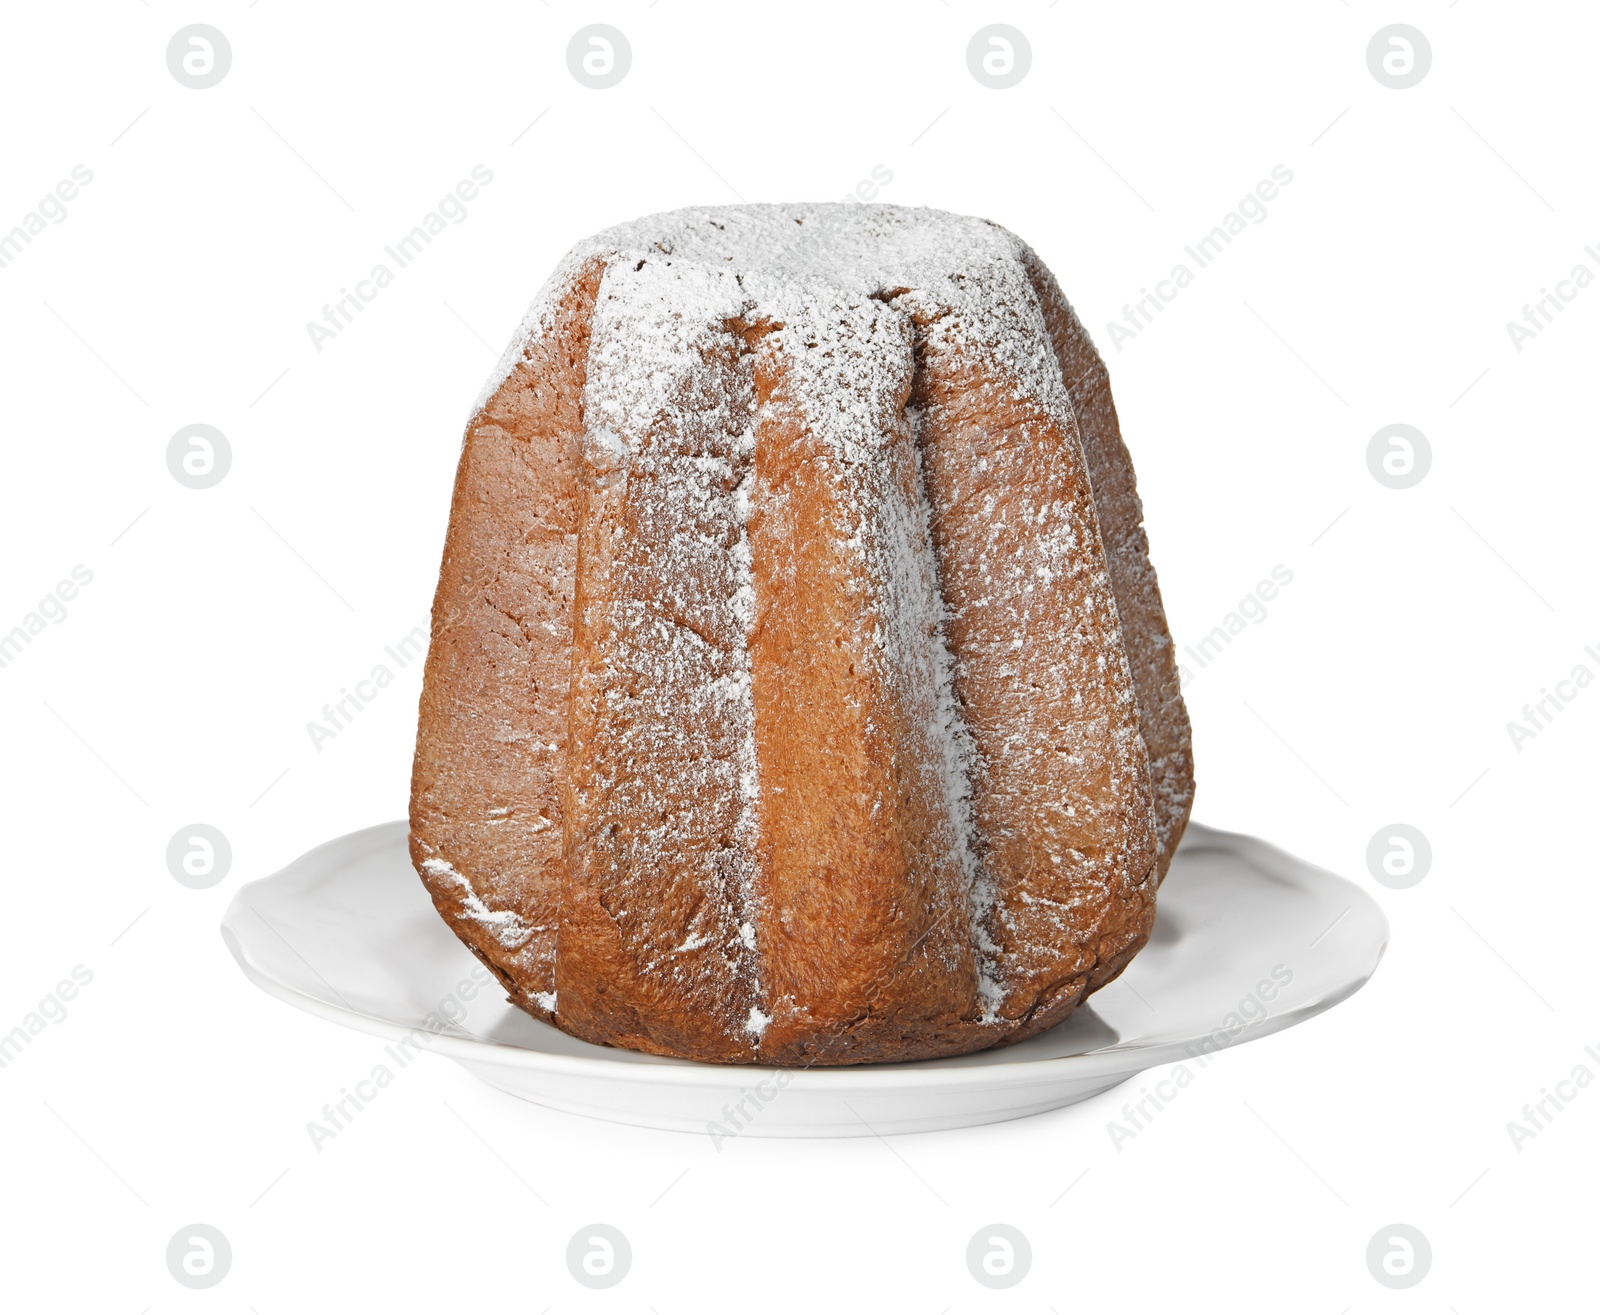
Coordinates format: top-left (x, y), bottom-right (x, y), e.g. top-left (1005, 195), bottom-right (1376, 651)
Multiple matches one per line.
top-left (2, 1), bottom-right (1594, 1309)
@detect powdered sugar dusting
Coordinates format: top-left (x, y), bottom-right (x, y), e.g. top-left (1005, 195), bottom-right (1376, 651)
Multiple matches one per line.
top-left (740, 283), bottom-right (1000, 1016)
top-left (565, 256), bottom-right (765, 1042)
top-left (443, 203), bottom-right (1177, 1058)
top-left (420, 856), bottom-right (537, 951)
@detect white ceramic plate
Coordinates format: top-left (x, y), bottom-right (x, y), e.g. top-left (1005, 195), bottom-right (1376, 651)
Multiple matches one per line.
top-left (221, 821), bottom-right (1386, 1137)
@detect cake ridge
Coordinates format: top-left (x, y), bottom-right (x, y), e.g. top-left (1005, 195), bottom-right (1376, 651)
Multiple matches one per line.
top-left (743, 286), bottom-right (989, 1059)
top-left (557, 257), bottom-right (766, 1057)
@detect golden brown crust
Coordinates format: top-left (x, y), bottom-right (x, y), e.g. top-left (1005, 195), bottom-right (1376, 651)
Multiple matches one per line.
top-left (1019, 247), bottom-right (1196, 880)
top-left (553, 290), bottom-right (760, 1061)
top-left (900, 285), bottom-right (1158, 1036)
top-left (408, 258), bottom-right (604, 1022)
top-left (408, 205), bottom-right (1193, 1065)
top-left (747, 303), bottom-right (983, 1066)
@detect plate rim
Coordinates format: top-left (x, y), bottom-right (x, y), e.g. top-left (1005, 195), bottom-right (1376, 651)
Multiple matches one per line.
top-left (221, 819), bottom-right (1388, 1091)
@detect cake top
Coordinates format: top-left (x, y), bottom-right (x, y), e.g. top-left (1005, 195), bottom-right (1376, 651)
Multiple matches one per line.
top-left (583, 201), bottom-right (1013, 279)
top-left (474, 203), bottom-right (1049, 417)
